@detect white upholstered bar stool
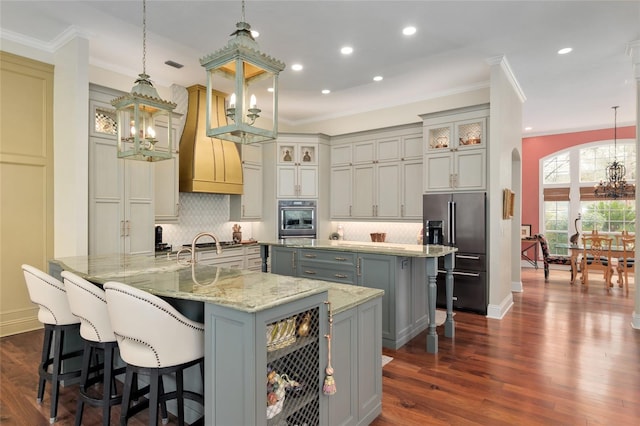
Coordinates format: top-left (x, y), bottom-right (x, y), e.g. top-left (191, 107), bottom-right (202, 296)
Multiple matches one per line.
top-left (103, 281), bottom-right (205, 426)
top-left (22, 264), bottom-right (83, 424)
top-left (62, 271), bottom-right (127, 426)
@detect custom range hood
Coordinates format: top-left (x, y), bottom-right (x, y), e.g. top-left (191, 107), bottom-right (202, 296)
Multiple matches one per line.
top-left (179, 84), bottom-right (243, 194)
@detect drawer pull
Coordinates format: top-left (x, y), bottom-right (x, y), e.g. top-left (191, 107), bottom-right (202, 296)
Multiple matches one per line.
top-left (334, 274), bottom-right (348, 279)
top-left (303, 270), bottom-right (317, 275)
top-left (334, 257), bottom-right (347, 261)
top-left (304, 254), bottom-right (317, 258)
top-left (456, 254), bottom-right (480, 260)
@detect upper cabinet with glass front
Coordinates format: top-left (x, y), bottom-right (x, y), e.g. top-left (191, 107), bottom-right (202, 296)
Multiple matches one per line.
top-left (421, 104), bottom-right (489, 192)
top-left (425, 116), bottom-right (486, 153)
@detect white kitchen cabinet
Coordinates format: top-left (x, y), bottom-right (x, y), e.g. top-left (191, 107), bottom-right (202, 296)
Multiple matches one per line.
top-left (424, 149), bottom-right (486, 191)
top-left (89, 87), bottom-right (154, 255)
top-left (276, 141), bottom-right (317, 198)
top-left (422, 105), bottom-right (488, 192)
top-left (330, 166), bottom-right (352, 218)
top-left (330, 126), bottom-right (421, 220)
top-left (352, 162), bottom-right (401, 219)
top-left (154, 114), bottom-right (181, 223)
top-left (230, 144), bottom-right (263, 220)
top-left (400, 159), bottom-right (423, 218)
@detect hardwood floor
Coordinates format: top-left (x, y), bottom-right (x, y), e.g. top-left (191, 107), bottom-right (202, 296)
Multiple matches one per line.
top-left (1, 268), bottom-right (638, 425)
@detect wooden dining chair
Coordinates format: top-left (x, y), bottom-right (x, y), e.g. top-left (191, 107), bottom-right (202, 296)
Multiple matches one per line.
top-left (580, 234), bottom-right (613, 289)
top-left (615, 230), bottom-right (631, 247)
top-left (616, 236), bottom-right (635, 294)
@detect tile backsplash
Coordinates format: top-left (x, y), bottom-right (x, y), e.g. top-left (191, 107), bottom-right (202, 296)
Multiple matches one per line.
top-left (157, 192), bottom-right (254, 248)
top-left (329, 221), bottom-right (423, 244)
top-left (158, 192), bottom-right (423, 249)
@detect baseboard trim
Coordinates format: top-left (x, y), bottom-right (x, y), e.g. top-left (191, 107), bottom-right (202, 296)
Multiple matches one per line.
top-left (486, 293), bottom-right (514, 320)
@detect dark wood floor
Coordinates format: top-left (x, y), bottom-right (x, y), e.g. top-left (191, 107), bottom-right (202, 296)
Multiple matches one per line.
top-left (1, 268), bottom-right (638, 425)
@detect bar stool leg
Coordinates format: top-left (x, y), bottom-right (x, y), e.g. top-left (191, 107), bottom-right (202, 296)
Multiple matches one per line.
top-left (49, 327), bottom-right (65, 423)
top-left (148, 370), bottom-right (160, 426)
top-left (100, 344), bottom-right (113, 426)
top-left (176, 369), bottom-right (185, 426)
top-left (37, 325), bottom-right (54, 404)
top-left (74, 341), bottom-right (93, 426)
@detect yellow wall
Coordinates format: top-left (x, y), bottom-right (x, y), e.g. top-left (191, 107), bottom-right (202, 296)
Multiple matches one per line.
top-left (0, 51), bottom-right (54, 336)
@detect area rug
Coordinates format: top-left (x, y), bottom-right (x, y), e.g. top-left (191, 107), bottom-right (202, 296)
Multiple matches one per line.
top-left (381, 310), bottom-right (453, 367)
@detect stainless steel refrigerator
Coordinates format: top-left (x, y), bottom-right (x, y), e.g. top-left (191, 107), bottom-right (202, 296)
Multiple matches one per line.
top-left (423, 192), bottom-right (487, 314)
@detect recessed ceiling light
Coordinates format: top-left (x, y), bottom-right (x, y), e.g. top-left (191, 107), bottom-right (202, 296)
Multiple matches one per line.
top-left (402, 26), bottom-right (417, 36)
top-left (558, 47), bottom-right (572, 55)
top-left (341, 46), bottom-right (353, 55)
top-left (373, 76), bottom-right (383, 82)
top-left (267, 87), bottom-right (274, 93)
top-left (321, 89), bottom-right (331, 95)
top-left (524, 127), bottom-right (533, 131)
top-left (291, 64), bottom-right (303, 71)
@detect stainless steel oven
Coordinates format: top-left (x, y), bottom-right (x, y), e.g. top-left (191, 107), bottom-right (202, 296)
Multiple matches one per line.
top-left (278, 200), bottom-right (317, 239)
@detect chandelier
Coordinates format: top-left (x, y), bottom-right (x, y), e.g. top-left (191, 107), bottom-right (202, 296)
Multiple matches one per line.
top-left (200, 0), bottom-right (285, 144)
top-left (594, 106), bottom-right (635, 199)
top-left (111, 0), bottom-right (176, 161)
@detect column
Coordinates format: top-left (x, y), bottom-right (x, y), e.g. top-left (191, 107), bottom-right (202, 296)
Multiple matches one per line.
top-left (628, 40), bottom-right (640, 330)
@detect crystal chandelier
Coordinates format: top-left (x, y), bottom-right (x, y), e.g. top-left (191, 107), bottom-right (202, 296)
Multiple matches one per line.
top-left (594, 106), bottom-right (635, 199)
top-left (111, 0), bottom-right (176, 161)
top-left (200, 0), bottom-right (285, 144)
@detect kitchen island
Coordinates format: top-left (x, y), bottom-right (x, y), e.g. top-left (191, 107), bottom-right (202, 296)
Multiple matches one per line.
top-left (49, 254), bottom-right (383, 426)
top-left (260, 239), bottom-right (458, 353)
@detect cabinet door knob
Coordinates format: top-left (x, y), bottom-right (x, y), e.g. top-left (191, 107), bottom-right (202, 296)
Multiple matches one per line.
top-left (334, 274), bottom-right (348, 279)
top-left (303, 270), bottom-right (317, 275)
top-left (304, 254), bottom-right (317, 258)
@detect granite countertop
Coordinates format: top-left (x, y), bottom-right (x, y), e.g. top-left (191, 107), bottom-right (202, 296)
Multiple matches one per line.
top-left (50, 254), bottom-right (382, 314)
top-left (259, 239), bottom-right (458, 258)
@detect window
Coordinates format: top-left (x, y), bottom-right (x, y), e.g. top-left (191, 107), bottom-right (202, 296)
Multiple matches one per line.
top-left (580, 200), bottom-right (636, 236)
top-left (580, 144), bottom-right (636, 183)
top-left (543, 201), bottom-right (569, 255)
top-left (543, 152), bottom-right (570, 184)
top-left (540, 140), bottom-right (635, 256)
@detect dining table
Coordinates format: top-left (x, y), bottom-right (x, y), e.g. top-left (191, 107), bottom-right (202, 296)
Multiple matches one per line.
top-left (557, 243), bottom-right (630, 286)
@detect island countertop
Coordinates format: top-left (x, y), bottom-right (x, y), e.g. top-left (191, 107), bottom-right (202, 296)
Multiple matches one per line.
top-left (259, 239), bottom-right (458, 257)
top-left (49, 254), bottom-right (383, 314)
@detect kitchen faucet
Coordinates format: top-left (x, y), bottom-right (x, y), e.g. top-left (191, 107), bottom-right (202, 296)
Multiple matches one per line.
top-left (176, 232), bottom-right (222, 264)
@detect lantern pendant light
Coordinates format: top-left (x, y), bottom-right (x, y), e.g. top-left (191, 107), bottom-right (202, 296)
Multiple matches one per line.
top-left (111, 0), bottom-right (176, 161)
top-left (200, 0), bottom-right (286, 144)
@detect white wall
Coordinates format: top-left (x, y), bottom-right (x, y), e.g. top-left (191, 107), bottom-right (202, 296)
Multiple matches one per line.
top-left (486, 56), bottom-right (525, 319)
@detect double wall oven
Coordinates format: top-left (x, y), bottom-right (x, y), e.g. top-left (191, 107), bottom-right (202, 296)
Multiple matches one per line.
top-left (278, 200), bottom-right (317, 239)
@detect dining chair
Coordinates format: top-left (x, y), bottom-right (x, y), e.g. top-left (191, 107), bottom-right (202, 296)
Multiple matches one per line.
top-left (615, 230), bottom-right (631, 247)
top-left (616, 236), bottom-right (635, 294)
top-left (535, 234), bottom-right (573, 281)
top-left (580, 235), bottom-right (613, 289)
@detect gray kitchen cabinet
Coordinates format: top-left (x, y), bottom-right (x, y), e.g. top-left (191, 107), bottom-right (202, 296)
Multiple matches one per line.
top-left (204, 289), bottom-right (328, 425)
top-left (298, 249), bottom-right (356, 284)
top-left (357, 253), bottom-right (411, 349)
top-left (270, 244), bottom-right (422, 350)
top-left (329, 296), bottom-right (382, 426)
top-left (271, 246), bottom-right (299, 276)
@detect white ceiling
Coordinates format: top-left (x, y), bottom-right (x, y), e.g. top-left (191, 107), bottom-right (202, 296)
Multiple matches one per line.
top-left (1, 0), bottom-right (639, 136)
